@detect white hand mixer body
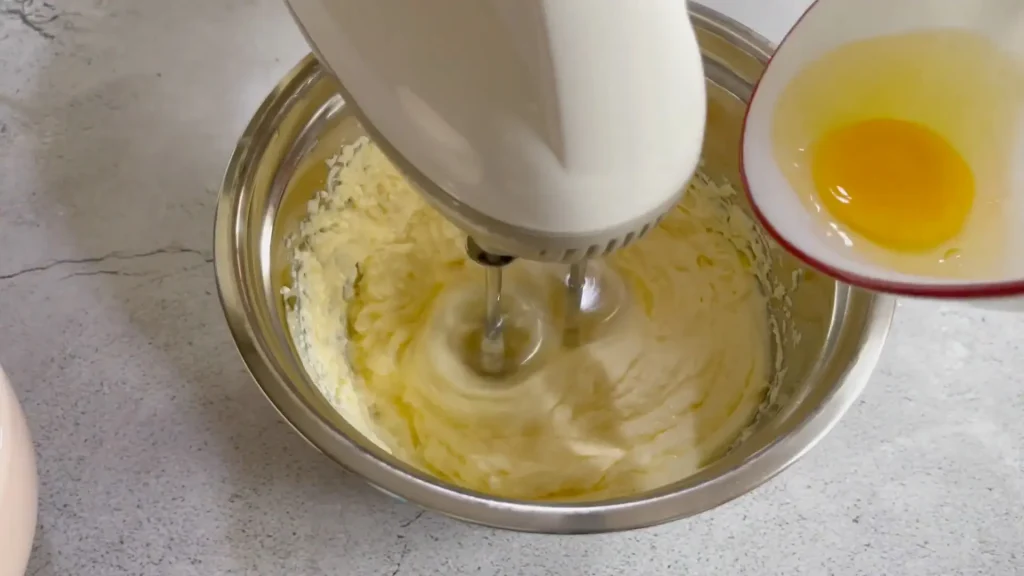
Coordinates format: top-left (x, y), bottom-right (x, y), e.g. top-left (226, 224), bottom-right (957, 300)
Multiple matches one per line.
top-left (286, 0), bottom-right (708, 371)
top-left (285, 0), bottom-right (707, 261)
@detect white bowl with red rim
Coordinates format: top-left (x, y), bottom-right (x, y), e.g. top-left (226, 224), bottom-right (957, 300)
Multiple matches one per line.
top-left (741, 0), bottom-right (1024, 302)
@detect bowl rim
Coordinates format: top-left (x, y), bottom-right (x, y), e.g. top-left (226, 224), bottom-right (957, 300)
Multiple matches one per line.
top-left (215, 3), bottom-right (897, 533)
top-left (740, 0), bottom-right (1024, 299)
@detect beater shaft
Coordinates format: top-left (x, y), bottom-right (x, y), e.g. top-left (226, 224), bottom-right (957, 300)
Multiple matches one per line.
top-left (480, 266), bottom-right (505, 374)
top-left (564, 260), bottom-right (587, 347)
top-left (466, 238), bottom-right (515, 375)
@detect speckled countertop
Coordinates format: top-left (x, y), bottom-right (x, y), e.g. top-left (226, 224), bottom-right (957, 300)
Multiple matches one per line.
top-left (1, 0), bottom-right (1022, 574)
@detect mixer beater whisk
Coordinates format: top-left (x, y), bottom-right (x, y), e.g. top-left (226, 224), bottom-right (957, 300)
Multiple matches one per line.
top-left (467, 238), bottom-right (600, 376)
top-left (465, 238), bottom-right (516, 375)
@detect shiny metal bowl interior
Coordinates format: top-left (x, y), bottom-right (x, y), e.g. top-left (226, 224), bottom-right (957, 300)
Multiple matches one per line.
top-left (215, 5), bottom-right (895, 534)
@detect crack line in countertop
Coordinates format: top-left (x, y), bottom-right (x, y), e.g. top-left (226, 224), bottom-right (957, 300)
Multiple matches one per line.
top-left (0, 0), bottom-right (60, 41)
top-left (0, 247), bottom-right (214, 281)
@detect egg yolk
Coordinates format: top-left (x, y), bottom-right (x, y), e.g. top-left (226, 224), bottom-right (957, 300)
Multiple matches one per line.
top-left (810, 118), bottom-right (975, 252)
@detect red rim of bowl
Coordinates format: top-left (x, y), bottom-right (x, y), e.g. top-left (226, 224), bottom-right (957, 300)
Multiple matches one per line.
top-left (739, 0), bottom-right (1024, 300)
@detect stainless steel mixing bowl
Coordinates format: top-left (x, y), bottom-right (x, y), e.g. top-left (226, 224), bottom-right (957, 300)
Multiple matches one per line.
top-left (215, 5), bottom-right (895, 534)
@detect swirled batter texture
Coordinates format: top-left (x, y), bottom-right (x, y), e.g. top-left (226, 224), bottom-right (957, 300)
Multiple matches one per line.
top-left (288, 139), bottom-right (774, 501)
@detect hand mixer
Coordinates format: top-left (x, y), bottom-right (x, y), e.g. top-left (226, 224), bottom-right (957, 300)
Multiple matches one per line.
top-left (285, 0), bottom-right (707, 373)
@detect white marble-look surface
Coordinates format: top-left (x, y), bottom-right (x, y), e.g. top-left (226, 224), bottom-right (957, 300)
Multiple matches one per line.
top-left (1, 0), bottom-right (1022, 574)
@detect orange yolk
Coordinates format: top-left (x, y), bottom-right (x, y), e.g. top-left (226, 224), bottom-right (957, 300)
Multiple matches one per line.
top-left (810, 118), bottom-right (975, 252)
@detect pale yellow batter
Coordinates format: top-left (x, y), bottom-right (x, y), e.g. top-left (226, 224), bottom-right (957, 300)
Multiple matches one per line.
top-left (287, 138), bottom-right (775, 501)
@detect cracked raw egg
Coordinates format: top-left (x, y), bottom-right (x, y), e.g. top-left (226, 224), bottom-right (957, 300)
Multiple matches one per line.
top-left (809, 117), bottom-right (975, 253)
top-left (743, 0), bottom-right (1024, 294)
